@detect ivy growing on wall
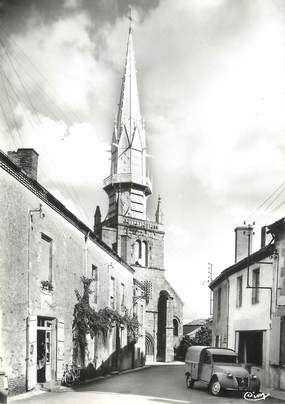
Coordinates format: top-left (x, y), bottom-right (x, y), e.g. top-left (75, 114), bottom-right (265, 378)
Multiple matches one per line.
top-left (73, 276), bottom-right (140, 362)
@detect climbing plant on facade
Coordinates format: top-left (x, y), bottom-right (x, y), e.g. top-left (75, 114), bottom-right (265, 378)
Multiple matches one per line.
top-left (72, 276), bottom-right (140, 363)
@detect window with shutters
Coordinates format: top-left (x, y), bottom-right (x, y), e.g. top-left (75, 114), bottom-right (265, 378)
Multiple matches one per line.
top-left (40, 234), bottom-right (52, 284)
top-left (280, 317), bottom-right (285, 364)
top-left (120, 282), bottom-right (125, 311)
top-left (252, 268), bottom-right (260, 304)
top-left (236, 276), bottom-right (243, 308)
top-left (217, 288), bottom-right (221, 320)
top-left (92, 265), bottom-right (98, 304)
top-left (110, 276), bottom-right (115, 309)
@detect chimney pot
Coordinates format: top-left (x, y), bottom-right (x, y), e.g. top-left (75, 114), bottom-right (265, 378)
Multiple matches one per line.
top-left (234, 225), bottom-right (253, 263)
top-left (8, 148), bottom-right (39, 181)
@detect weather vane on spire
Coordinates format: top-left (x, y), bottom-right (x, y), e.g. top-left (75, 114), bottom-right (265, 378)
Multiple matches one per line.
top-left (128, 5), bottom-right (132, 33)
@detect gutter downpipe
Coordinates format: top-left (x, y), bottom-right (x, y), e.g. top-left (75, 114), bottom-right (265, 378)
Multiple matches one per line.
top-left (227, 278), bottom-right (230, 348)
top-left (84, 231), bottom-right (90, 276)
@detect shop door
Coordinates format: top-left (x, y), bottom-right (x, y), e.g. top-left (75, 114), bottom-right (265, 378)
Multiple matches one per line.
top-left (45, 322), bottom-right (52, 381)
top-left (37, 317), bottom-right (53, 383)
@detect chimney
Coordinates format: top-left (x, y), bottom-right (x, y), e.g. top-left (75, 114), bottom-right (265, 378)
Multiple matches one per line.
top-left (261, 226), bottom-right (271, 248)
top-left (8, 148), bottom-right (39, 181)
top-left (234, 225), bottom-right (253, 263)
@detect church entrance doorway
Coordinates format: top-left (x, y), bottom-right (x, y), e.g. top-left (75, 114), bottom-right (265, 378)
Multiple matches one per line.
top-left (145, 332), bottom-right (155, 362)
top-left (157, 290), bottom-right (169, 362)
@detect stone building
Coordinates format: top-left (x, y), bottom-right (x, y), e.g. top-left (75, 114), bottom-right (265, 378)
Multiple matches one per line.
top-left (209, 220), bottom-right (285, 391)
top-left (0, 148), bottom-right (145, 396)
top-left (94, 23), bottom-right (183, 362)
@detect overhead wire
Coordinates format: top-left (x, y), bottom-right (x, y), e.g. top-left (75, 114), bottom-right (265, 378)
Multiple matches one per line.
top-left (0, 91), bottom-right (17, 149)
top-left (246, 181), bottom-right (285, 222)
top-left (0, 70), bottom-right (22, 148)
top-left (0, 32), bottom-right (92, 222)
top-left (0, 24), bottom-right (83, 126)
top-left (0, 28), bottom-right (92, 225)
top-left (254, 184), bottom-right (285, 223)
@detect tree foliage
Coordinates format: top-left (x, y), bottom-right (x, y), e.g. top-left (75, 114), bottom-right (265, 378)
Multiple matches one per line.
top-left (174, 323), bottom-right (212, 361)
top-left (191, 325), bottom-right (212, 346)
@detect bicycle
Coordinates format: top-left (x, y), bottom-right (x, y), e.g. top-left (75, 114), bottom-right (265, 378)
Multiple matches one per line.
top-left (61, 364), bottom-right (81, 387)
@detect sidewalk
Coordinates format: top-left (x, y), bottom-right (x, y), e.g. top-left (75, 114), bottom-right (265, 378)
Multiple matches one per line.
top-left (264, 389), bottom-right (285, 402)
top-left (9, 364), bottom-right (151, 402)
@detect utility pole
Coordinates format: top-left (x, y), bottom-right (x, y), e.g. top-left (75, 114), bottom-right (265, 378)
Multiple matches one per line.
top-left (208, 263), bottom-right (213, 317)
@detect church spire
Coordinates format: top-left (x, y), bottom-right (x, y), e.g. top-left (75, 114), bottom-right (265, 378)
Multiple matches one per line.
top-left (103, 10), bottom-right (151, 221)
top-left (115, 9), bottom-right (142, 143)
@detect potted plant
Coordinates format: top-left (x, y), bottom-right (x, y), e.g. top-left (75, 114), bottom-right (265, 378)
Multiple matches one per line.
top-left (41, 280), bottom-right (53, 292)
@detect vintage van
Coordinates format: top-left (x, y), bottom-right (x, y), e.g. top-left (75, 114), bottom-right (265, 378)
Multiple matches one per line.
top-left (185, 346), bottom-right (260, 396)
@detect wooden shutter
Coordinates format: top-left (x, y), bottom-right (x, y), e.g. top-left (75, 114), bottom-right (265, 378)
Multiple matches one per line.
top-left (26, 316), bottom-right (37, 390)
top-left (270, 316), bottom-right (281, 365)
top-left (56, 319), bottom-right (65, 380)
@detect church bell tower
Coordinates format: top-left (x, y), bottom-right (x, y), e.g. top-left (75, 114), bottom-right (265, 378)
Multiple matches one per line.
top-left (94, 12), bottom-right (183, 363)
top-left (95, 18), bottom-right (164, 270)
top-left (103, 21), bottom-right (151, 223)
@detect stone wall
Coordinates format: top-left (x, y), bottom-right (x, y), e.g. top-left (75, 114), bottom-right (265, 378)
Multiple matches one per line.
top-left (135, 266), bottom-right (183, 361)
top-left (211, 279), bottom-right (229, 347)
top-left (0, 165), bottom-right (138, 395)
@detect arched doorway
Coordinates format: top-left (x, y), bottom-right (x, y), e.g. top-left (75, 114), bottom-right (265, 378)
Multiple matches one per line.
top-left (145, 332), bottom-right (155, 362)
top-left (157, 290), bottom-right (170, 362)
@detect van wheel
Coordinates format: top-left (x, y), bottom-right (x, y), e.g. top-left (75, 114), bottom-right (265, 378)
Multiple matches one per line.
top-left (210, 378), bottom-right (222, 396)
top-left (186, 375), bottom-right (194, 389)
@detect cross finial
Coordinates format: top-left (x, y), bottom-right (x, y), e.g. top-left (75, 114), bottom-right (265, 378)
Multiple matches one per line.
top-left (128, 5), bottom-right (132, 33)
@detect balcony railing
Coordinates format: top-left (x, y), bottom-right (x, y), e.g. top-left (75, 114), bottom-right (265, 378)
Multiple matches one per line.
top-left (103, 173), bottom-right (152, 193)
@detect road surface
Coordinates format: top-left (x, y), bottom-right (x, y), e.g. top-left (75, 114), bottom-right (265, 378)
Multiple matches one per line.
top-left (10, 363), bottom-right (280, 404)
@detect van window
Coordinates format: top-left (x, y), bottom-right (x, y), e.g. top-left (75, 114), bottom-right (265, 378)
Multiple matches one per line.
top-left (213, 355), bottom-right (238, 363)
top-left (204, 352), bottom-right (211, 364)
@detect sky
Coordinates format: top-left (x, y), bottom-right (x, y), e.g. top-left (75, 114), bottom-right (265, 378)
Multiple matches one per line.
top-left (0, 0), bottom-right (284, 321)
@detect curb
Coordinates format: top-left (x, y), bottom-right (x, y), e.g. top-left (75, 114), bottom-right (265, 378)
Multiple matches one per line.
top-left (8, 365), bottom-right (152, 401)
top-left (79, 365), bottom-right (151, 386)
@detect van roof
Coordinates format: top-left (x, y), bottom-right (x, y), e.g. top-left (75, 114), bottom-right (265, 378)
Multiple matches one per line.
top-left (185, 346), bottom-right (237, 362)
top-left (207, 348), bottom-right (237, 356)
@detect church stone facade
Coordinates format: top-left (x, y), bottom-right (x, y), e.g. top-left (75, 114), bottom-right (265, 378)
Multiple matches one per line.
top-left (94, 25), bottom-right (183, 362)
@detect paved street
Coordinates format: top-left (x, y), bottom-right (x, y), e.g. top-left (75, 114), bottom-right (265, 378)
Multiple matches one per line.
top-left (10, 363), bottom-right (281, 404)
